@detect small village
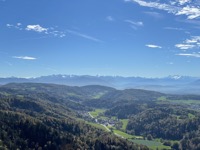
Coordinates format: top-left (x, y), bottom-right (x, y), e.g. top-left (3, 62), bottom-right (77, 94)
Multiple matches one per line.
top-left (77, 111), bottom-right (119, 127)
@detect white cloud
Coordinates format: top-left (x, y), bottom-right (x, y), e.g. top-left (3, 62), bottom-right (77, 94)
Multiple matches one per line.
top-left (176, 6), bottom-right (200, 19)
top-left (17, 23), bottom-right (22, 26)
top-left (6, 23), bottom-right (22, 30)
top-left (7, 23), bottom-right (65, 38)
top-left (175, 44), bottom-right (195, 50)
top-left (26, 25), bottom-right (48, 33)
top-left (128, 0), bottom-right (200, 19)
top-left (175, 36), bottom-right (200, 50)
top-left (49, 30), bottom-right (66, 38)
top-left (66, 29), bottom-right (103, 42)
top-left (176, 53), bottom-right (200, 57)
top-left (13, 56), bottom-right (37, 60)
top-left (146, 44), bottom-right (162, 48)
top-left (130, 0), bottom-right (178, 13)
top-left (125, 20), bottom-right (144, 30)
top-left (106, 16), bottom-right (114, 21)
top-left (125, 20), bottom-right (143, 26)
top-left (6, 24), bottom-right (13, 27)
top-left (178, 0), bottom-right (191, 5)
top-left (164, 27), bottom-right (184, 31)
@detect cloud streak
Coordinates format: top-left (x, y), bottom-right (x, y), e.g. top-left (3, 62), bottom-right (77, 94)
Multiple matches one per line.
top-left (13, 56), bottom-right (37, 60)
top-left (146, 44), bottom-right (162, 48)
top-left (125, 20), bottom-right (143, 26)
top-left (176, 53), bottom-right (200, 58)
top-left (164, 27), bottom-right (184, 31)
top-left (128, 0), bottom-right (200, 19)
top-left (175, 36), bottom-right (200, 50)
top-left (125, 20), bottom-right (144, 30)
top-left (66, 29), bottom-right (103, 42)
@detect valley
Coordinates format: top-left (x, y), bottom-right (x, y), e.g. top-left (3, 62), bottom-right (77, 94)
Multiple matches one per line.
top-left (0, 83), bottom-right (200, 149)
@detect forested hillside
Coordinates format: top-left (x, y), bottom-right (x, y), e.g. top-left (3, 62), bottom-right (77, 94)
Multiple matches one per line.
top-left (0, 83), bottom-right (148, 150)
top-left (1, 83), bottom-right (200, 149)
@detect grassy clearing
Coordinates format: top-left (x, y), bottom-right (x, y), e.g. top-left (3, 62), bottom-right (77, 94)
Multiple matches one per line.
top-left (16, 95), bottom-right (24, 98)
top-left (157, 96), bottom-right (167, 101)
top-left (0, 92), bottom-right (10, 96)
top-left (121, 119), bottom-right (128, 130)
top-left (93, 92), bottom-right (105, 99)
top-left (113, 129), bottom-right (135, 139)
top-left (188, 113), bottom-right (195, 119)
top-left (89, 109), bottom-right (106, 118)
top-left (131, 139), bottom-right (171, 150)
top-left (30, 87), bottom-right (36, 90)
top-left (112, 128), bottom-right (170, 150)
top-left (158, 96), bottom-right (200, 105)
top-left (86, 122), bottom-right (109, 131)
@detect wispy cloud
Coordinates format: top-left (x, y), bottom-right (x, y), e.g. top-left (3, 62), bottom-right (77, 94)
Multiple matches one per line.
top-left (7, 23), bottom-right (66, 38)
top-left (26, 25), bottom-right (48, 33)
top-left (106, 16), bottom-right (114, 21)
top-left (175, 44), bottom-right (195, 50)
top-left (176, 53), bottom-right (200, 58)
top-left (164, 27), bottom-right (184, 31)
top-left (146, 44), bottom-right (162, 48)
top-left (125, 20), bottom-right (144, 30)
top-left (13, 56), bottom-right (37, 60)
top-left (127, 0), bottom-right (200, 19)
top-left (66, 29), bottom-right (103, 42)
top-left (128, 0), bottom-right (178, 13)
top-left (177, 0), bottom-right (191, 5)
top-left (7, 23), bottom-right (23, 30)
top-left (176, 6), bottom-right (200, 19)
top-left (125, 20), bottom-right (143, 26)
top-left (175, 36), bottom-right (200, 50)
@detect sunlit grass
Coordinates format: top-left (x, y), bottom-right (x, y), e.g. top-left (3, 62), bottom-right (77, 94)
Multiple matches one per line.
top-left (89, 109), bottom-right (106, 118)
top-left (121, 119), bottom-right (128, 130)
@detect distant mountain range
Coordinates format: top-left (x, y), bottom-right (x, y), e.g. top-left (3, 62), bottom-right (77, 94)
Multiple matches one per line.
top-left (0, 75), bottom-right (199, 94)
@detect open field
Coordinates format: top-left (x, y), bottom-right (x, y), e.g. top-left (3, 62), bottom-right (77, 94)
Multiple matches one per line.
top-left (86, 122), bottom-right (109, 131)
top-left (131, 139), bottom-right (171, 150)
top-left (121, 119), bottom-right (128, 130)
top-left (113, 129), bottom-right (135, 139)
top-left (89, 109), bottom-right (106, 118)
top-left (158, 96), bottom-right (200, 105)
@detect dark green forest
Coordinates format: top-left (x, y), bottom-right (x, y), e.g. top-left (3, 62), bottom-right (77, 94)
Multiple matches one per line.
top-left (0, 83), bottom-right (200, 149)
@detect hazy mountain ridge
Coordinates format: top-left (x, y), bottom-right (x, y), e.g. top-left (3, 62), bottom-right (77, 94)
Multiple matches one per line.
top-left (0, 74), bottom-right (199, 94)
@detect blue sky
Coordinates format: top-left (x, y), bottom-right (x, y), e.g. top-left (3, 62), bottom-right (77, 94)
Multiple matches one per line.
top-left (0, 0), bottom-right (200, 77)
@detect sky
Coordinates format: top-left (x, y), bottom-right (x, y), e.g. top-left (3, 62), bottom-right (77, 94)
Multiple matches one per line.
top-left (0, 0), bottom-right (200, 78)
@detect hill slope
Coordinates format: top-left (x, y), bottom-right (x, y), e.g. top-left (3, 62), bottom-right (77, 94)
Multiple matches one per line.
top-left (0, 83), bottom-right (148, 150)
